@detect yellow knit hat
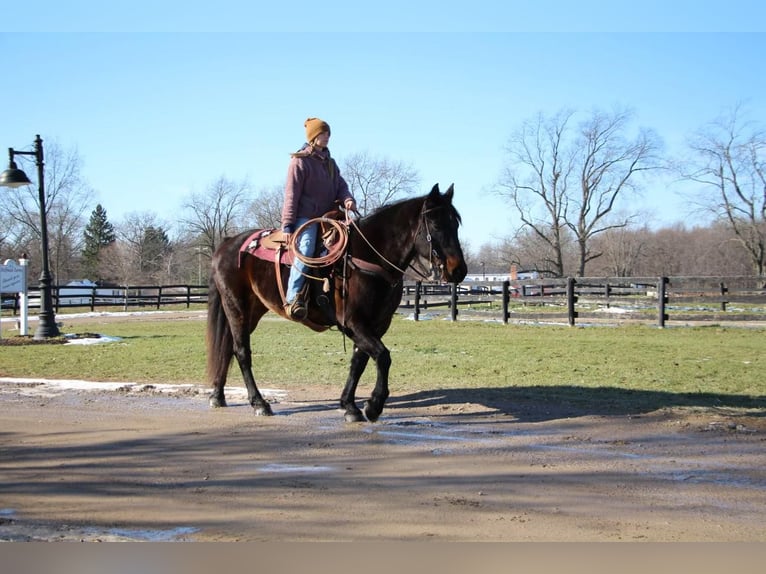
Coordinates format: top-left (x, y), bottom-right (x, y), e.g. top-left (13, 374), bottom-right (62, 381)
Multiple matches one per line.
top-left (304, 117), bottom-right (331, 142)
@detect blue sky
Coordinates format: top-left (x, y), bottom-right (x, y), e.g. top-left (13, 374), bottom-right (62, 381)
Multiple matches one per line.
top-left (2, 5), bottom-right (765, 248)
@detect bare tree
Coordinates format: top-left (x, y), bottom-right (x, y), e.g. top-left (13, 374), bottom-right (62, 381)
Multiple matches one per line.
top-left (589, 225), bottom-right (649, 277)
top-left (244, 184), bottom-right (284, 230)
top-left (571, 109), bottom-right (662, 275)
top-left (498, 110), bottom-right (575, 276)
top-left (3, 139), bottom-right (91, 283)
top-left (682, 105), bottom-right (766, 274)
top-left (113, 211), bottom-right (174, 284)
top-left (99, 241), bottom-right (138, 287)
top-left (179, 176), bottom-right (252, 255)
top-left (342, 151), bottom-right (420, 215)
top-left (497, 108), bottom-right (662, 276)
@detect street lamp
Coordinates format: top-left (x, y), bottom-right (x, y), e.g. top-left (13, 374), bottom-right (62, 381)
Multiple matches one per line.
top-left (0, 134), bottom-right (61, 339)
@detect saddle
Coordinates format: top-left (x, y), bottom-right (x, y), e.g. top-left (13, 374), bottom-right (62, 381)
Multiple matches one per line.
top-left (239, 208), bottom-right (348, 267)
top-left (238, 229), bottom-right (295, 267)
top-left (238, 215), bottom-right (346, 326)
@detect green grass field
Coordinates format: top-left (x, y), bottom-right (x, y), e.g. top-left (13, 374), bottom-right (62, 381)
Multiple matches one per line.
top-left (1, 314), bottom-right (764, 413)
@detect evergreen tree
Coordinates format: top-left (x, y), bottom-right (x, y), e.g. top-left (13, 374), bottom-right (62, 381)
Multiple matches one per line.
top-left (139, 225), bottom-right (171, 280)
top-left (82, 204), bottom-right (116, 280)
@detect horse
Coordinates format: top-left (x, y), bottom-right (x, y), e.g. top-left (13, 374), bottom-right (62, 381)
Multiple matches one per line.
top-left (206, 183), bottom-right (467, 422)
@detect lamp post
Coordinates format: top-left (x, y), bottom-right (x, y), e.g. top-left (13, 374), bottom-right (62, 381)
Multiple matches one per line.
top-left (0, 134), bottom-right (60, 339)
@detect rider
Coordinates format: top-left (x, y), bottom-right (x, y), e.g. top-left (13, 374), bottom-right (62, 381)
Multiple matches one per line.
top-left (281, 117), bottom-right (357, 320)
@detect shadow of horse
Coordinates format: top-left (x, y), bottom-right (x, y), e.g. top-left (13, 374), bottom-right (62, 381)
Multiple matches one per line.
top-left (385, 385), bottom-right (766, 423)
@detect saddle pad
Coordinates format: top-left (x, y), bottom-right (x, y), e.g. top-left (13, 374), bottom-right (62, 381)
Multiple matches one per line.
top-left (239, 229), bottom-right (295, 266)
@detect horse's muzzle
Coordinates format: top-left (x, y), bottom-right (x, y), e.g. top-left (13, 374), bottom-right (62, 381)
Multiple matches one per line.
top-left (442, 256), bottom-right (467, 284)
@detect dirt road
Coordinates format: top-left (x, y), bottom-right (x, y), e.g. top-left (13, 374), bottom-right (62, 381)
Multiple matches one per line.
top-left (1, 376), bottom-right (764, 542)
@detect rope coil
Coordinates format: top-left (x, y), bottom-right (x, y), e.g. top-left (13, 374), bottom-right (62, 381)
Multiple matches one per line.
top-left (288, 217), bottom-right (350, 268)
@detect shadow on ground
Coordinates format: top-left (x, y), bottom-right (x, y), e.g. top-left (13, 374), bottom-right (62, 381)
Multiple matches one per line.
top-left (386, 385), bottom-right (766, 423)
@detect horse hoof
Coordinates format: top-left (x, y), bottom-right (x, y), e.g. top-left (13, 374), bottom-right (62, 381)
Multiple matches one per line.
top-left (363, 401), bottom-right (381, 423)
top-left (209, 396), bottom-right (227, 408)
top-left (253, 403), bottom-right (274, 416)
top-left (344, 410), bottom-right (365, 423)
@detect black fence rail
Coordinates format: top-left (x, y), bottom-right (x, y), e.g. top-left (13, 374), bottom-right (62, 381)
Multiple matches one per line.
top-left (401, 276), bottom-right (766, 326)
top-left (1, 284), bottom-right (209, 314)
top-left (3, 276), bottom-right (766, 327)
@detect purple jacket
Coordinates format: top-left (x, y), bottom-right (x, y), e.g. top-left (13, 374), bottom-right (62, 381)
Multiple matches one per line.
top-left (281, 145), bottom-right (353, 233)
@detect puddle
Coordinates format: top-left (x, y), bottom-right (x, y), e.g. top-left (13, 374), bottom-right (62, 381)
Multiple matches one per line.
top-left (530, 443), bottom-right (647, 459)
top-left (0, 508), bottom-right (199, 542)
top-left (257, 463), bottom-right (335, 474)
top-left (651, 468), bottom-right (766, 489)
top-left (364, 418), bottom-right (489, 445)
top-left (81, 526), bottom-right (199, 541)
top-left (366, 428), bottom-right (489, 444)
top-left (363, 418), bottom-right (549, 447)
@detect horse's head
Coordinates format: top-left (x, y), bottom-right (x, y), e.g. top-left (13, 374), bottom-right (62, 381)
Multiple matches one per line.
top-left (412, 184), bottom-right (468, 284)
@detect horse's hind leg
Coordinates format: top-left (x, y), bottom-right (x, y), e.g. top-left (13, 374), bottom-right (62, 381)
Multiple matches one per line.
top-left (340, 346), bottom-right (371, 422)
top-left (211, 275), bottom-right (273, 415)
top-left (229, 306), bottom-right (273, 416)
top-left (208, 327), bottom-right (231, 408)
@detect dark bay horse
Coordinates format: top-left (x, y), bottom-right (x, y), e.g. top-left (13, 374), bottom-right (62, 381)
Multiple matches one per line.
top-left (206, 183), bottom-right (467, 422)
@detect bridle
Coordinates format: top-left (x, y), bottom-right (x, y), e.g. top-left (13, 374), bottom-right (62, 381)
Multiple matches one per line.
top-left (349, 201), bottom-right (445, 282)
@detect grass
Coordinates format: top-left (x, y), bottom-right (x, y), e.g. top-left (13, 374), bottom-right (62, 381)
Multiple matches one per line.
top-left (1, 314), bottom-right (764, 414)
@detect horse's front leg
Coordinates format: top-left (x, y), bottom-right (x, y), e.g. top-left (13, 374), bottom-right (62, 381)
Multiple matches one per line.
top-left (363, 344), bottom-right (391, 423)
top-left (340, 346), bottom-right (370, 422)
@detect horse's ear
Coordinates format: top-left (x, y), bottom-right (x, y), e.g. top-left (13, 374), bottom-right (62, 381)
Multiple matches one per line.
top-left (444, 184), bottom-right (454, 201)
top-left (429, 183), bottom-right (440, 199)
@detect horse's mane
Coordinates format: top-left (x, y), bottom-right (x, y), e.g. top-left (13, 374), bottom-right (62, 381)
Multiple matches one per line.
top-left (361, 192), bottom-right (462, 229)
top-left (360, 195), bottom-right (424, 228)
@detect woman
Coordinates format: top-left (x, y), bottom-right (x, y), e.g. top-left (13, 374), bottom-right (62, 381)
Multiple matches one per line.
top-left (281, 117), bottom-right (356, 320)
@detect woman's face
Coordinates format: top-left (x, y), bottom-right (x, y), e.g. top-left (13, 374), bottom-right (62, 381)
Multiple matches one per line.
top-left (314, 131), bottom-right (330, 148)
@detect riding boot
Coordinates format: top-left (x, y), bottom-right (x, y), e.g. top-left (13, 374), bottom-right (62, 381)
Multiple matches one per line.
top-left (285, 283), bottom-right (309, 321)
top-left (285, 298), bottom-right (308, 321)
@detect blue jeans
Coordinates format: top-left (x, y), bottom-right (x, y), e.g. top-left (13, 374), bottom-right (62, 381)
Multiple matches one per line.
top-left (286, 217), bottom-right (318, 304)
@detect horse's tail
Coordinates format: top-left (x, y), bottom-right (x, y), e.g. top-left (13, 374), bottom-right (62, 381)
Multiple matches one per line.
top-left (206, 272), bottom-right (232, 385)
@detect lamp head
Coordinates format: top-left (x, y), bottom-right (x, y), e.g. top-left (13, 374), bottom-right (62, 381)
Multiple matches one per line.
top-left (0, 161), bottom-right (32, 188)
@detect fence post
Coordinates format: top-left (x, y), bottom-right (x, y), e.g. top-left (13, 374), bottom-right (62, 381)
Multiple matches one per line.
top-left (658, 276), bottom-right (669, 327)
top-left (450, 283), bottom-right (458, 322)
top-left (720, 281), bottom-right (728, 312)
top-left (567, 277), bottom-right (578, 326)
top-left (156, 286), bottom-right (162, 309)
top-left (502, 280), bottom-right (510, 324)
top-left (90, 284), bottom-right (96, 311)
top-left (413, 281), bottom-right (421, 321)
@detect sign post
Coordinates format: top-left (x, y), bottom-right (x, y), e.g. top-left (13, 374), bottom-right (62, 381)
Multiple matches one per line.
top-left (0, 257), bottom-right (29, 337)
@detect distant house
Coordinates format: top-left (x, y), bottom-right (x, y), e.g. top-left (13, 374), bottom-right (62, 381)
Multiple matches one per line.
top-left (57, 280), bottom-right (124, 305)
top-left (462, 271), bottom-right (540, 282)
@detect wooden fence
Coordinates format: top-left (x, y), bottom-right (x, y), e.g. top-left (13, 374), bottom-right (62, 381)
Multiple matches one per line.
top-left (3, 276), bottom-right (766, 326)
top-left (401, 276), bottom-right (766, 326)
top-left (1, 284), bottom-right (208, 313)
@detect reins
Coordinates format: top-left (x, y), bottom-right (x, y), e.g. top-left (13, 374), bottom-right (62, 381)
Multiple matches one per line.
top-left (348, 202), bottom-right (438, 282)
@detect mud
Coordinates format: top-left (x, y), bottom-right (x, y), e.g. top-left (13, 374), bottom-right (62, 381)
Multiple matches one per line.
top-left (1, 378), bottom-right (764, 541)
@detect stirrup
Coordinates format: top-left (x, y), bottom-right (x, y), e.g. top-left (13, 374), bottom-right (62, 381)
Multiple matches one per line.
top-left (285, 299), bottom-right (307, 320)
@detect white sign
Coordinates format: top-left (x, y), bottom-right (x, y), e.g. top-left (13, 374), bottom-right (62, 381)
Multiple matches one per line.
top-left (0, 259), bottom-right (25, 292)
top-left (1, 258), bottom-right (29, 337)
